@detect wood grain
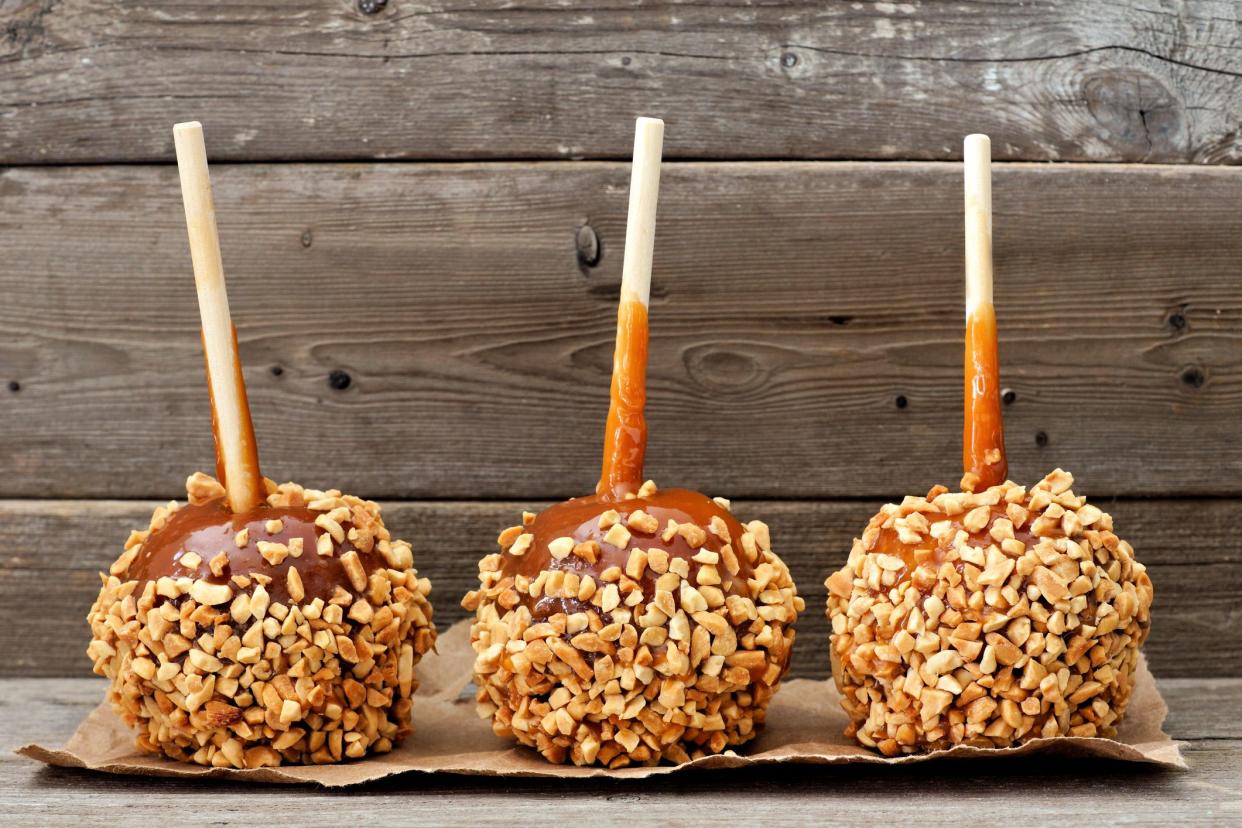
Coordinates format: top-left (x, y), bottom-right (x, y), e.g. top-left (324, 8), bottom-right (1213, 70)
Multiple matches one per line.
top-left (1, 1), bottom-right (1241, 164)
top-left (2, 497), bottom-right (1236, 679)
top-left (2, 162), bottom-right (1240, 500)
top-left (1, 677), bottom-right (1239, 825)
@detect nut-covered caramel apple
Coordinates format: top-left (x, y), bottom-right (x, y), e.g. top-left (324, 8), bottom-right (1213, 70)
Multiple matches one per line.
top-left (463, 119), bottom-right (802, 767)
top-left (85, 123), bottom-right (435, 767)
top-left (825, 136), bottom-right (1152, 755)
top-left (88, 474), bottom-right (435, 766)
top-left (465, 480), bottom-right (800, 766)
top-left (827, 471), bottom-right (1152, 754)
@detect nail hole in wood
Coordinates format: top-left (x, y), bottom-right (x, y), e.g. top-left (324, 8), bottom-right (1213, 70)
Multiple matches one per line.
top-left (828, 315), bottom-right (852, 326)
top-left (781, 52), bottom-right (798, 68)
top-left (894, 394), bottom-right (908, 409)
top-left (7, 380), bottom-right (19, 393)
top-left (1002, 388), bottom-right (1016, 405)
top-left (358, 0), bottom-right (387, 14)
top-left (270, 366), bottom-right (284, 377)
top-left (328, 370), bottom-right (352, 390)
top-left (1035, 430), bottom-right (1049, 447)
top-left (1181, 366), bottom-right (1205, 389)
top-left (576, 224), bottom-right (601, 269)
top-left (301, 230), bottom-right (313, 248)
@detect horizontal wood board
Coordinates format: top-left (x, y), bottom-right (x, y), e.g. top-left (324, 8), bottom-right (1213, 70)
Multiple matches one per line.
top-left (1, 497), bottom-right (1235, 679)
top-left (1, 676), bottom-right (1240, 824)
top-left (2, 162), bottom-right (1239, 500)
top-left (1, 1), bottom-right (1241, 163)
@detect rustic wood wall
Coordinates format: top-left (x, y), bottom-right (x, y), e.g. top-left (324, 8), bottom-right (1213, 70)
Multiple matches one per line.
top-left (1, 0), bottom-right (1239, 680)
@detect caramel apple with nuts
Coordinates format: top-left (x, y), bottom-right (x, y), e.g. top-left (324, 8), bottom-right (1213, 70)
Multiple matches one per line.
top-left (86, 123), bottom-right (435, 768)
top-left (463, 119), bottom-right (803, 767)
top-left (825, 135), bottom-right (1152, 755)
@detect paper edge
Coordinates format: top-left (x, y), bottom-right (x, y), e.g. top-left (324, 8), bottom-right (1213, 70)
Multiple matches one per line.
top-left (17, 642), bottom-right (1187, 785)
top-left (16, 719), bottom-right (1188, 787)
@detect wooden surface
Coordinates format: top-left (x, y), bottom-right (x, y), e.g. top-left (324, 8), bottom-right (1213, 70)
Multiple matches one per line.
top-left (3, 497), bottom-right (1237, 680)
top-left (3, 162), bottom-right (1240, 501)
top-left (2, 676), bottom-right (1238, 825)
top-left (3, 1), bottom-right (1242, 164)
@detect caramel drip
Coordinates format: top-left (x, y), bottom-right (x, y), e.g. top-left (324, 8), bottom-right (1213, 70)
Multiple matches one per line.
top-left (964, 303), bottom-right (1007, 488)
top-left (128, 498), bottom-right (374, 604)
top-left (598, 299), bottom-right (649, 497)
top-left (502, 488), bottom-right (754, 619)
top-left (201, 324), bottom-right (263, 513)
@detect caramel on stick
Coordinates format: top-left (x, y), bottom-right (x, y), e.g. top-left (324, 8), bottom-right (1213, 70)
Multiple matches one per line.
top-left (173, 121), bottom-right (263, 513)
top-left (597, 116), bottom-right (664, 496)
top-left (962, 133), bottom-right (1007, 489)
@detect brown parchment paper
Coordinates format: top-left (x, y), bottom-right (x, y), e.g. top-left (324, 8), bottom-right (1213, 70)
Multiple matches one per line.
top-left (18, 621), bottom-right (1185, 786)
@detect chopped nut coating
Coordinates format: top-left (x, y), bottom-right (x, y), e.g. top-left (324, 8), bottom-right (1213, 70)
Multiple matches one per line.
top-left (86, 475), bottom-right (437, 767)
top-left (825, 470), bottom-right (1153, 754)
top-left (465, 483), bottom-right (802, 767)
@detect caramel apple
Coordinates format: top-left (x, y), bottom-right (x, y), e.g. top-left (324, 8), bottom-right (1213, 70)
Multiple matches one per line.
top-left (825, 135), bottom-right (1152, 755)
top-left (463, 119), bottom-right (802, 767)
top-left (85, 123), bottom-right (435, 767)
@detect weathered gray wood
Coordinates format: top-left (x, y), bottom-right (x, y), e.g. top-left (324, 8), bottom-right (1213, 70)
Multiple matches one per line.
top-left (2, 162), bottom-right (1240, 499)
top-left (2, 1), bottom-right (1240, 164)
top-left (2, 498), bottom-right (1236, 679)
top-left (2, 677), bottom-right (1239, 825)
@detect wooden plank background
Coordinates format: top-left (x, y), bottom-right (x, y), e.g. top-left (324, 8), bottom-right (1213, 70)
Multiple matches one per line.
top-left (3, 163), bottom-right (1239, 500)
top-left (1, 1), bottom-right (1240, 163)
top-left (1, 1), bottom-right (1239, 688)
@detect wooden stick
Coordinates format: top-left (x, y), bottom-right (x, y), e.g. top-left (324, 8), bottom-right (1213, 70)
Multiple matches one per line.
top-left (962, 133), bottom-right (1008, 489)
top-left (598, 117), bottom-right (664, 496)
top-left (618, 117), bottom-right (665, 308)
top-left (963, 134), bottom-right (994, 323)
top-left (173, 121), bottom-right (263, 513)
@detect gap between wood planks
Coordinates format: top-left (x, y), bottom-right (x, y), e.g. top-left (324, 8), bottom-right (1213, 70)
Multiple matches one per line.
top-left (3, 159), bottom-right (1239, 169)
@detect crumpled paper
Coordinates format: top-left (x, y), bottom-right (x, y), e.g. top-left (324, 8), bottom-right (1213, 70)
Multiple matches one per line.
top-left (18, 621), bottom-right (1185, 785)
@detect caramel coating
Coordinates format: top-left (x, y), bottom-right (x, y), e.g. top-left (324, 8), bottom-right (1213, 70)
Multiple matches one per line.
top-left (87, 475), bottom-right (436, 767)
top-left (464, 481), bottom-right (804, 767)
top-left (127, 500), bottom-right (377, 605)
top-left (826, 469), bottom-right (1153, 755)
